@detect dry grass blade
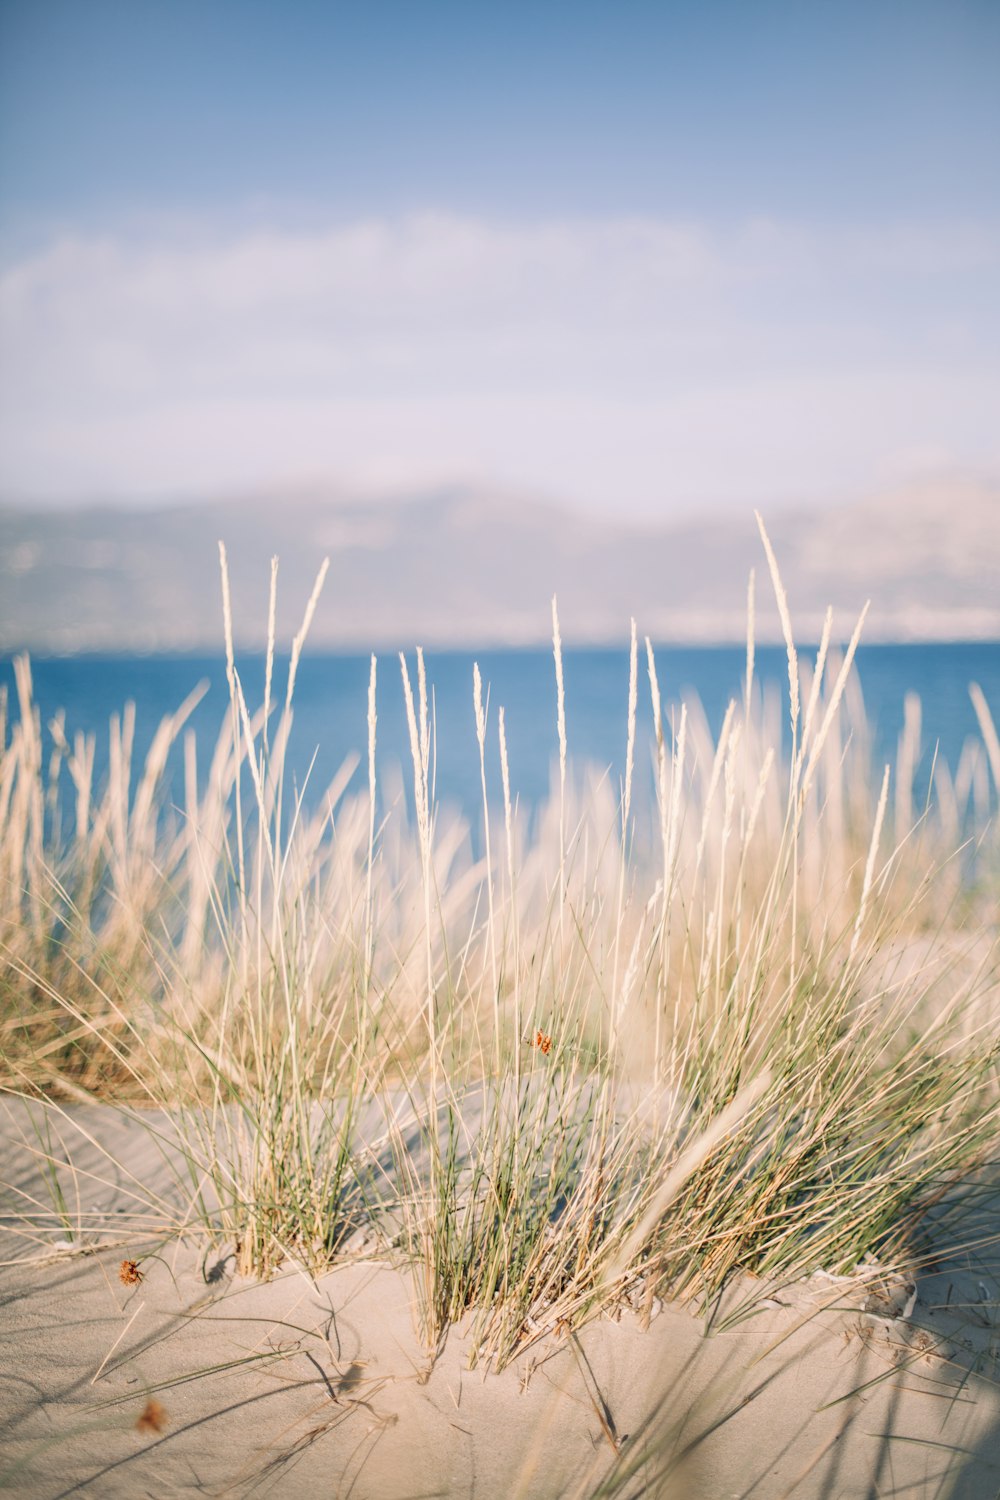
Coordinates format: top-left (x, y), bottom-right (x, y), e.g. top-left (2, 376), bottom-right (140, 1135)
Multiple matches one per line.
top-left (1, 518), bottom-right (998, 1415)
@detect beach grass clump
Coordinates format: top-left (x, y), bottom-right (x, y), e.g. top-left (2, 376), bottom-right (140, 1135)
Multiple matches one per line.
top-left (2, 523), bottom-right (999, 1372)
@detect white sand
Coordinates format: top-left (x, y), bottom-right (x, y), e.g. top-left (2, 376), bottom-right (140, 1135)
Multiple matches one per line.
top-left (3, 1103), bottom-right (1000, 1498)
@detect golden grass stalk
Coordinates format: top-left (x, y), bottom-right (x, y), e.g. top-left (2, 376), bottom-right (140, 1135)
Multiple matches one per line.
top-left (2, 524), bottom-right (999, 1384)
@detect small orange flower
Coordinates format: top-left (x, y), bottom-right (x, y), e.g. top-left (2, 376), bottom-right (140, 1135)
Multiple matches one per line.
top-left (135, 1398), bottom-right (167, 1436)
top-left (119, 1259), bottom-right (143, 1287)
top-left (532, 1029), bottom-right (552, 1056)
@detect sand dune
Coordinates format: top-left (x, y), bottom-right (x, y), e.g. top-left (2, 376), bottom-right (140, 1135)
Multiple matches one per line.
top-left (3, 1102), bottom-right (1000, 1499)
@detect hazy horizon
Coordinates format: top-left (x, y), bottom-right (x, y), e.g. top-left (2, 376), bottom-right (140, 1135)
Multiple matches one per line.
top-left (3, 477), bottom-right (998, 652)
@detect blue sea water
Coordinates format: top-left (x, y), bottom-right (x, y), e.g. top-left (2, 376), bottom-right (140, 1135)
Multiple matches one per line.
top-left (3, 642), bottom-right (1000, 824)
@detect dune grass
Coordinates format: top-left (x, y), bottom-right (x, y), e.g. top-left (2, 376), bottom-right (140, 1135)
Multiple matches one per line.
top-left (2, 522), bottom-right (1000, 1377)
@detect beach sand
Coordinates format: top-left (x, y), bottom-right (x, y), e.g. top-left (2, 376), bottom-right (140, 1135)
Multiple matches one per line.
top-left (3, 1104), bottom-right (1000, 1499)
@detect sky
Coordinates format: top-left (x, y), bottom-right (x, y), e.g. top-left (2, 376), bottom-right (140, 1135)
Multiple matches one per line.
top-left (1, 0), bottom-right (998, 518)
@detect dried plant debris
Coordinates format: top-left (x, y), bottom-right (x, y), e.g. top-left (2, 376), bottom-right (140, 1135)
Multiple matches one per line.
top-left (135, 1398), bottom-right (167, 1436)
top-left (863, 1276), bottom-right (917, 1322)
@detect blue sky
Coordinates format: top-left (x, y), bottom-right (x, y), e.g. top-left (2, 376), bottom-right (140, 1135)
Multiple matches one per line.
top-left (3, 0), bottom-right (999, 228)
top-left (1, 0), bottom-right (998, 515)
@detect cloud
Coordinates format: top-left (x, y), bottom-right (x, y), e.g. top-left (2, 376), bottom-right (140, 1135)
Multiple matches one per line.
top-left (1, 214), bottom-right (998, 512)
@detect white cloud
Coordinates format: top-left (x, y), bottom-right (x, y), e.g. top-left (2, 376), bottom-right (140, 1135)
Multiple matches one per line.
top-left (1, 214), bottom-right (998, 513)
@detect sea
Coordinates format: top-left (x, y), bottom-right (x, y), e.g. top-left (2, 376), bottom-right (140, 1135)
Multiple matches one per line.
top-left (3, 642), bottom-right (1000, 828)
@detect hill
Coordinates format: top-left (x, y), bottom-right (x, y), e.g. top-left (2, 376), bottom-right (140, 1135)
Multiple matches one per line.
top-left (2, 477), bottom-right (997, 651)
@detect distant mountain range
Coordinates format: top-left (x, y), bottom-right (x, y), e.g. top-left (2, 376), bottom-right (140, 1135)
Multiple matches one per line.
top-left (2, 477), bottom-right (998, 652)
